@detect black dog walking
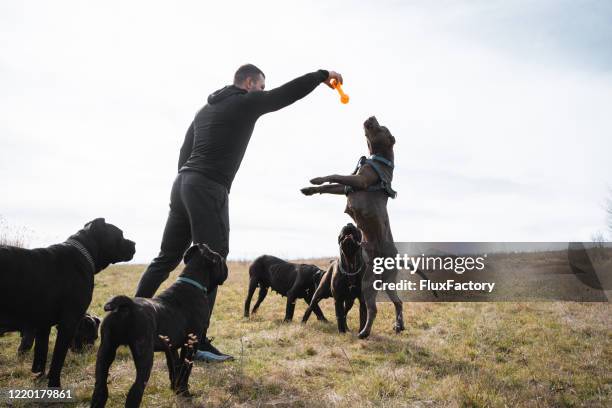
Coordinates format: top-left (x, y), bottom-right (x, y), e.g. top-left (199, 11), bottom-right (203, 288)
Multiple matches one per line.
top-left (244, 255), bottom-right (327, 322)
top-left (134, 64), bottom-right (344, 360)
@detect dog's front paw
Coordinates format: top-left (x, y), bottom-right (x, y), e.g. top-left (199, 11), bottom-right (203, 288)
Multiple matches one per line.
top-left (309, 177), bottom-right (326, 185)
top-left (301, 187), bottom-right (317, 196)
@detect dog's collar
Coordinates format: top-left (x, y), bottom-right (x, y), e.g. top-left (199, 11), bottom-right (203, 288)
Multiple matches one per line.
top-left (177, 276), bottom-right (208, 293)
top-left (65, 239), bottom-right (96, 273)
top-left (338, 257), bottom-right (365, 276)
top-left (369, 154), bottom-right (394, 169)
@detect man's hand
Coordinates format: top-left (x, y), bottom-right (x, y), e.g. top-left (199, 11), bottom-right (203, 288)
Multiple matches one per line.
top-left (323, 71), bottom-right (343, 89)
top-left (301, 187), bottom-right (319, 196)
top-left (310, 177), bottom-right (329, 185)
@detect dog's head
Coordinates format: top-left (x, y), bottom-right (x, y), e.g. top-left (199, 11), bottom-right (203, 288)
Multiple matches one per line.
top-left (364, 116), bottom-right (395, 152)
top-left (183, 243), bottom-right (228, 288)
top-left (70, 313), bottom-right (101, 353)
top-left (338, 223), bottom-right (362, 259)
top-left (73, 218), bottom-right (136, 272)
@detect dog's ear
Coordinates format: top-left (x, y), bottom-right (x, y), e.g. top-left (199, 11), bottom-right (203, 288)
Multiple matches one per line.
top-left (214, 259), bottom-right (229, 286)
top-left (197, 243), bottom-right (220, 264)
top-left (196, 244), bottom-right (228, 285)
top-left (92, 316), bottom-right (101, 327)
top-left (183, 245), bottom-right (200, 264)
top-left (84, 218), bottom-right (106, 230)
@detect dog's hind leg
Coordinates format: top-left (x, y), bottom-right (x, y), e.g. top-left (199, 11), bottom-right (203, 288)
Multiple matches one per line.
top-left (244, 278), bottom-right (258, 317)
top-left (358, 296), bottom-right (368, 332)
top-left (91, 337), bottom-right (120, 408)
top-left (251, 286), bottom-right (268, 315)
top-left (359, 279), bottom-right (378, 339)
top-left (31, 325), bottom-right (50, 375)
top-left (383, 266), bottom-right (404, 333)
top-left (126, 338), bottom-right (154, 408)
top-left (385, 288), bottom-right (405, 333)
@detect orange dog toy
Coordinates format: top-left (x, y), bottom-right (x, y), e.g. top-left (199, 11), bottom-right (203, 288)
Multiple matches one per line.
top-left (330, 79), bottom-right (349, 104)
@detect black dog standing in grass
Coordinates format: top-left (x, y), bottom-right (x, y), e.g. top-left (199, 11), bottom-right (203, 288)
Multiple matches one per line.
top-left (134, 64), bottom-right (344, 360)
top-left (0, 218), bottom-right (135, 387)
top-left (303, 223), bottom-right (366, 333)
top-left (91, 244), bottom-right (227, 408)
top-left (244, 255), bottom-right (327, 322)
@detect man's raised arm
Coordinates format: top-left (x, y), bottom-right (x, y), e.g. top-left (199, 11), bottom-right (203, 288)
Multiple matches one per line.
top-left (246, 70), bottom-right (342, 115)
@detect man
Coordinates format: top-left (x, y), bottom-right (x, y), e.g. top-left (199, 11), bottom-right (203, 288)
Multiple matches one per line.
top-left (135, 64), bottom-right (343, 361)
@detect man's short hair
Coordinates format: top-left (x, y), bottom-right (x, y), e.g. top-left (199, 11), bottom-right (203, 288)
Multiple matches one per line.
top-left (234, 64), bottom-right (265, 85)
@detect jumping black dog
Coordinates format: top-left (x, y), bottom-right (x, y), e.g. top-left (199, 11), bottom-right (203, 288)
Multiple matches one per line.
top-left (91, 243), bottom-right (228, 408)
top-left (0, 218), bottom-right (135, 387)
top-left (244, 255), bottom-right (328, 322)
top-left (303, 223), bottom-right (366, 333)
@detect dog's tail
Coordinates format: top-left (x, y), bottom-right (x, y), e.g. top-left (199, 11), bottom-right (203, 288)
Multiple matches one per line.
top-left (103, 295), bottom-right (135, 312)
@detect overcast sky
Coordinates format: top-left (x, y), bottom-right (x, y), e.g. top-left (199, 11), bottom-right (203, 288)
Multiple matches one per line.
top-left (1, 0), bottom-right (611, 262)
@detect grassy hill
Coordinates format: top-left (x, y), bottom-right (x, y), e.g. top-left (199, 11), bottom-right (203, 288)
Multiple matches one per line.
top-left (0, 260), bottom-right (610, 407)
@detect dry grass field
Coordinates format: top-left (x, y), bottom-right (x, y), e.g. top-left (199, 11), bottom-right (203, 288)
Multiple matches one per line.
top-left (0, 260), bottom-right (610, 407)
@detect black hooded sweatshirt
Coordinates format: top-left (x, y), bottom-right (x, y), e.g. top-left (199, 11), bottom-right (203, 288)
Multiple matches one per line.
top-left (178, 69), bottom-right (329, 191)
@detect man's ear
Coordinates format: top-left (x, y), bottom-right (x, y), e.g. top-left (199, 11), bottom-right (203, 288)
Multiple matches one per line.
top-left (183, 245), bottom-right (200, 264)
top-left (244, 76), bottom-right (253, 91)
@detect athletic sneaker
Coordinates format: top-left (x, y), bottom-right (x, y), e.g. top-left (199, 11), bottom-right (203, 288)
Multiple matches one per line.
top-left (194, 337), bottom-right (234, 362)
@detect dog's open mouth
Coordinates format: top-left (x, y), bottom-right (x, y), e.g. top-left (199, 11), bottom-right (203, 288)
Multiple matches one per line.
top-left (340, 234), bottom-right (360, 257)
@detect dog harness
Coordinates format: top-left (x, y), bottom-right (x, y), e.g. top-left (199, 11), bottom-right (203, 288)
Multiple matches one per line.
top-left (65, 239), bottom-right (96, 273)
top-left (177, 276), bottom-right (208, 293)
top-left (344, 154), bottom-right (397, 198)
